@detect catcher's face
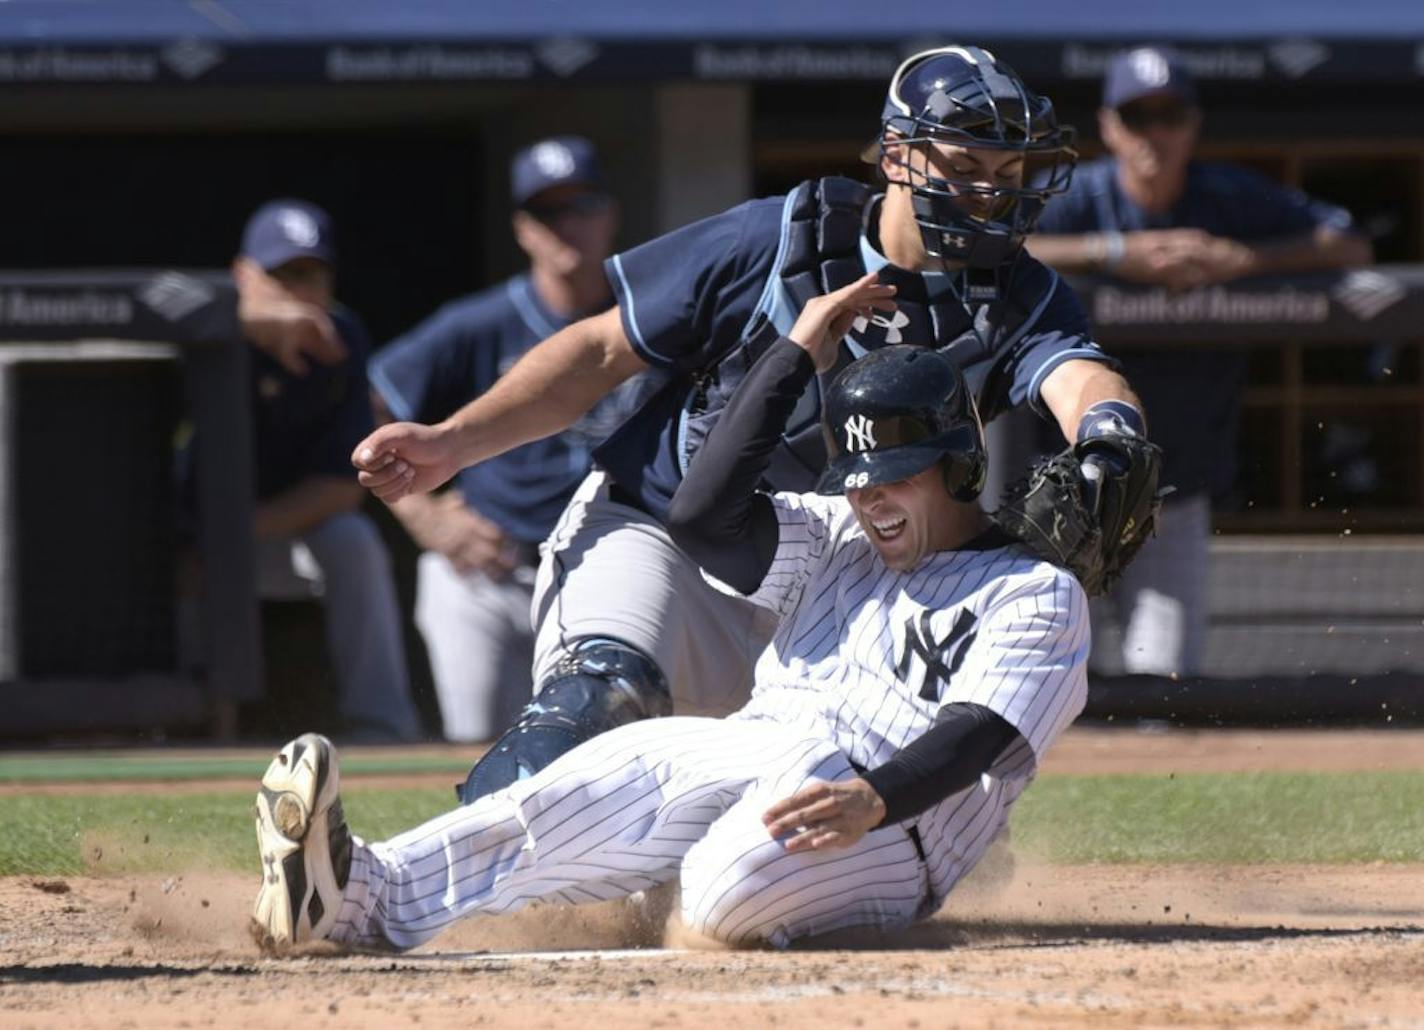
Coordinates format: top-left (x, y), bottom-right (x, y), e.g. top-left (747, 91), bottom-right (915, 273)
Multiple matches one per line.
top-left (846, 465), bottom-right (960, 571)
top-left (883, 136), bottom-right (1026, 223)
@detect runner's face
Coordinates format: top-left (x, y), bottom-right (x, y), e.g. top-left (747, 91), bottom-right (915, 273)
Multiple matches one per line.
top-left (846, 466), bottom-right (953, 570)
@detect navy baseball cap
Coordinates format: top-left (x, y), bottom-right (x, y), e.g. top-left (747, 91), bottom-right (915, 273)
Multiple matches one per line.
top-left (1103, 46), bottom-right (1197, 109)
top-left (510, 136), bottom-right (604, 208)
top-left (240, 199), bottom-right (335, 271)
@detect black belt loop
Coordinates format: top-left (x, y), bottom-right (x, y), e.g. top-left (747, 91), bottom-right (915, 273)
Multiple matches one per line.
top-left (906, 824), bottom-right (927, 863)
top-left (511, 539), bottom-right (541, 570)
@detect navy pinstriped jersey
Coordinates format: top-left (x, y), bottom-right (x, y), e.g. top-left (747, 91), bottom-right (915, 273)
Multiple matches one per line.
top-left (721, 490), bottom-right (1089, 905)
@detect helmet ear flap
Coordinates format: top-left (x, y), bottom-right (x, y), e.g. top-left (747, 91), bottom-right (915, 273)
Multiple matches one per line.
top-left (941, 452), bottom-right (987, 503)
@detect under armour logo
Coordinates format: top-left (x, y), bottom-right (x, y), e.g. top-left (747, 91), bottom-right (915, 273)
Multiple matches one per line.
top-left (844, 414), bottom-right (877, 452)
top-left (897, 608), bottom-right (979, 701)
top-left (851, 308), bottom-right (911, 343)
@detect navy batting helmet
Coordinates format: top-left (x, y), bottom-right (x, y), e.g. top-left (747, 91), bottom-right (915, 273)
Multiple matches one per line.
top-left (870, 45), bottom-right (1077, 268)
top-left (816, 345), bottom-right (986, 501)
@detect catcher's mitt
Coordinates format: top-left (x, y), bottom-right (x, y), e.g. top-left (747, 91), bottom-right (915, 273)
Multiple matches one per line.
top-left (991, 434), bottom-right (1164, 597)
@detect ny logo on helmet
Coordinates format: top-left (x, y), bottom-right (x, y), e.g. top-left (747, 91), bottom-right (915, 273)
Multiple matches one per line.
top-left (851, 308), bottom-right (911, 344)
top-left (844, 414), bottom-right (877, 452)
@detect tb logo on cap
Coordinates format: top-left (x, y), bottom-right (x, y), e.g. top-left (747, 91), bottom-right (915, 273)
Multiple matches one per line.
top-left (531, 141), bottom-right (575, 178)
top-left (1128, 47), bottom-right (1171, 87)
top-left (278, 208), bottom-right (320, 247)
top-left (845, 414), bottom-right (877, 452)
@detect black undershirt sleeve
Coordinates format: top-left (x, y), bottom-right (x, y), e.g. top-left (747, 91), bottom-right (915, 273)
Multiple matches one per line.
top-left (862, 702), bottom-right (1022, 827)
top-left (665, 336), bottom-right (817, 595)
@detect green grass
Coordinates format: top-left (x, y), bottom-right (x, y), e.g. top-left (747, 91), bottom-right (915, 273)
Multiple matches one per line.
top-left (1011, 772), bottom-right (1424, 864)
top-left (0, 788), bottom-right (453, 876)
top-left (0, 752), bottom-right (475, 784)
top-left (1, 772), bottom-right (1421, 876)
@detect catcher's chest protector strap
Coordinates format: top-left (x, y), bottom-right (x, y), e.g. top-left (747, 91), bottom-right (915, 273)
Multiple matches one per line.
top-left (770, 177), bottom-right (1003, 349)
top-left (777, 177), bottom-right (874, 319)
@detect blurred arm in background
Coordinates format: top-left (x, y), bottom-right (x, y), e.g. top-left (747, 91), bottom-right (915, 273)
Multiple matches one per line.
top-left (234, 256), bottom-right (346, 376)
top-left (1028, 51), bottom-right (1372, 291)
top-left (1029, 222), bottom-right (1371, 291)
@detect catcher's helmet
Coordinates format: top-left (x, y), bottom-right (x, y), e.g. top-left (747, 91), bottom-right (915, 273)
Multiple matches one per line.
top-left (870, 45), bottom-right (1077, 268)
top-left (816, 345), bottom-right (986, 501)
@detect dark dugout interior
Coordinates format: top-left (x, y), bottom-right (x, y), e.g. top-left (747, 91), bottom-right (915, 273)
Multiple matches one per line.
top-left (0, 130), bottom-right (486, 347)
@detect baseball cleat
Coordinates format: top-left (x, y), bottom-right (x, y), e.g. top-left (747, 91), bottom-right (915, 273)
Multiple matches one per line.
top-left (250, 733), bottom-right (352, 952)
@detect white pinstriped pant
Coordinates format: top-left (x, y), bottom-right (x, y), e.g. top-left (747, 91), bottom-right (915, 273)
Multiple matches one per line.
top-left (329, 718), bottom-right (928, 950)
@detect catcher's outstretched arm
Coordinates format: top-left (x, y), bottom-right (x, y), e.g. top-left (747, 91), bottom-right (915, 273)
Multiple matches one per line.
top-left (1039, 357), bottom-right (1144, 445)
top-left (353, 307), bottom-right (646, 503)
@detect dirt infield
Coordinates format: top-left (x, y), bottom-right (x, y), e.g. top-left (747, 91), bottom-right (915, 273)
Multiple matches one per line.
top-left (3, 728), bottom-right (1422, 1028)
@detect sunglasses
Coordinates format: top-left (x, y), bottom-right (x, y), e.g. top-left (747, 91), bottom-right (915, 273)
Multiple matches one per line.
top-left (1117, 102), bottom-right (1196, 132)
top-left (523, 192), bottom-right (613, 222)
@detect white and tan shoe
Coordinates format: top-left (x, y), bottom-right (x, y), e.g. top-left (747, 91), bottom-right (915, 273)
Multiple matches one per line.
top-left (250, 733), bottom-right (352, 952)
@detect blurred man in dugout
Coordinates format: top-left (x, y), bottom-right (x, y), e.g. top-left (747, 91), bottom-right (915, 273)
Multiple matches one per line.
top-left (232, 199), bottom-right (422, 742)
top-left (1029, 46), bottom-right (1372, 677)
top-left (369, 137), bottom-right (638, 742)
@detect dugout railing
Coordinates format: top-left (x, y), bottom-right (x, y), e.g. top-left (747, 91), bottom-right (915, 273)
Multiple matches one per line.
top-left (0, 270), bottom-right (259, 739)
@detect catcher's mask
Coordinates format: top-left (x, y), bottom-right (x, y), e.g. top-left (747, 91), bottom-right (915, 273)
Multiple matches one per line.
top-left (817, 345), bottom-right (986, 501)
top-left (867, 45), bottom-right (1077, 269)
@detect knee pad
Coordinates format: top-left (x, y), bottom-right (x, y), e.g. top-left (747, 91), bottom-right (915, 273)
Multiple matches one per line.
top-left (456, 638), bottom-right (671, 805)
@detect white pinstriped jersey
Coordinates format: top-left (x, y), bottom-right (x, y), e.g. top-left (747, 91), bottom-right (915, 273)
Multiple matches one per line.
top-left (721, 490), bottom-right (1090, 905)
top-left (331, 489), bottom-right (1090, 951)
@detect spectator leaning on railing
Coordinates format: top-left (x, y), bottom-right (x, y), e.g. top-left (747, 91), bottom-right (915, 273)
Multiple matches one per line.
top-left (1027, 45), bottom-right (1372, 678)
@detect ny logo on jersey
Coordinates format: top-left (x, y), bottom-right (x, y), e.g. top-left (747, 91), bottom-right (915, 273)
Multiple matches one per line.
top-left (851, 308), bottom-right (910, 344)
top-left (896, 608), bottom-right (979, 701)
top-left (844, 414), bottom-right (877, 452)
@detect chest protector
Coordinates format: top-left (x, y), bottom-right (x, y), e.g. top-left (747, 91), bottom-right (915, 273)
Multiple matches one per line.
top-left (678, 176), bottom-right (1057, 494)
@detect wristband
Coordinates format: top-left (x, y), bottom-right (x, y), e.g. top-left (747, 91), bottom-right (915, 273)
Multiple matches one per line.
top-left (1077, 399), bottom-right (1146, 442)
top-left (1101, 231), bottom-right (1126, 272)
